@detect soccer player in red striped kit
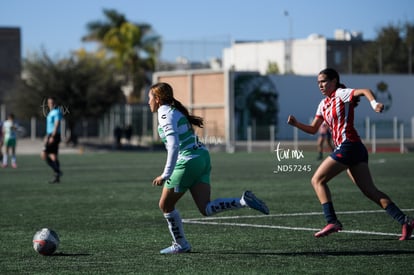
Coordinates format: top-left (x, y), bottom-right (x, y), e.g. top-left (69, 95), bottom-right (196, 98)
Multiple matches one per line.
top-left (287, 68), bottom-right (413, 240)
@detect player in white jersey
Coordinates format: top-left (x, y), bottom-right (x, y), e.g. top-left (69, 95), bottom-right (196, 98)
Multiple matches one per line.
top-left (148, 82), bottom-right (269, 254)
top-left (288, 68), bottom-right (413, 240)
top-left (2, 113), bottom-right (18, 168)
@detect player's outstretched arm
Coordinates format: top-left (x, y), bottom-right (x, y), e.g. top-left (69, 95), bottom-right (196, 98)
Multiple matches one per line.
top-left (287, 115), bottom-right (323, 135)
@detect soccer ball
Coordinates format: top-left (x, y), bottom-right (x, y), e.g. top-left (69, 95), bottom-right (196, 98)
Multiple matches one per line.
top-left (32, 228), bottom-right (60, 255)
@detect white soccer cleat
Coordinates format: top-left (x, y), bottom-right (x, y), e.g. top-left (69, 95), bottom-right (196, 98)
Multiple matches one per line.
top-left (160, 242), bottom-right (191, 254)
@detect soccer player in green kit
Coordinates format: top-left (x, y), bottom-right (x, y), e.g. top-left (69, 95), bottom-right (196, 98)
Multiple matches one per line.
top-left (2, 113), bottom-right (18, 168)
top-left (148, 82), bottom-right (269, 254)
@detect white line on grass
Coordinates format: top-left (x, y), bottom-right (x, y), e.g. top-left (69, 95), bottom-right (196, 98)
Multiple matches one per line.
top-left (184, 209), bottom-right (414, 221)
top-left (182, 209), bottom-right (414, 237)
top-left (182, 220), bottom-right (400, 237)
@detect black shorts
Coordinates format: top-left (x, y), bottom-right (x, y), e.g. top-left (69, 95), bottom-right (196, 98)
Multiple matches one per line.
top-left (43, 134), bottom-right (61, 154)
top-left (330, 141), bottom-right (368, 166)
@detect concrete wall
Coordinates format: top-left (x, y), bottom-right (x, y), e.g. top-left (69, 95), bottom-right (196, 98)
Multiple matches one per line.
top-left (152, 69), bottom-right (414, 151)
top-left (270, 74), bottom-right (414, 139)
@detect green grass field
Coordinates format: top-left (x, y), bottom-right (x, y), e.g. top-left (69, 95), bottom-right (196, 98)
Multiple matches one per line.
top-left (1, 150), bottom-right (414, 274)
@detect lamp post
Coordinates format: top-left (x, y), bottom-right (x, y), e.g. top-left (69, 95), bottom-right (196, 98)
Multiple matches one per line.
top-left (284, 11), bottom-right (293, 74)
top-left (409, 44), bottom-right (412, 75)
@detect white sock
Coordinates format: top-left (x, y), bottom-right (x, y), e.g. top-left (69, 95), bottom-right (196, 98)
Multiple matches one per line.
top-left (3, 154), bottom-right (7, 165)
top-left (205, 198), bottom-right (244, 216)
top-left (164, 209), bottom-right (188, 247)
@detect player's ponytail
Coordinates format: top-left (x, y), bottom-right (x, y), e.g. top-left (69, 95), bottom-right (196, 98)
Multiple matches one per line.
top-left (150, 82), bottom-right (204, 128)
top-left (171, 98), bottom-right (204, 128)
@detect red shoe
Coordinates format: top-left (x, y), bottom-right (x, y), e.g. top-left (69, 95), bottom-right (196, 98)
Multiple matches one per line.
top-left (399, 218), bottom-right (414, 241)
top-left (314, 221), bottom-right (343, 238)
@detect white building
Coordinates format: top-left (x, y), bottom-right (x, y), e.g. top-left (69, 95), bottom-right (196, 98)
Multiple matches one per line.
top-left (223, 30), bottom-right (365, 75)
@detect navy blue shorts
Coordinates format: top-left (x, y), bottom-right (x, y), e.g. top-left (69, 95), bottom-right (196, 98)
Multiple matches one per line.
top-left (330, 141), bottom-right (368, 166)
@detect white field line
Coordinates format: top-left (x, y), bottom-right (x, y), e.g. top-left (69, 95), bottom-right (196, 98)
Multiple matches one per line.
top-left (182, 209), bottom-right (414, 237)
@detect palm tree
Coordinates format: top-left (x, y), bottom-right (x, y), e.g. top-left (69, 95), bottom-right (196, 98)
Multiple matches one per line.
top-left (82, 9), bottom-right (162, 102)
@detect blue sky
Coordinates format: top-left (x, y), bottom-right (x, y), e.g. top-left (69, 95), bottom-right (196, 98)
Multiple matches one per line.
top-left (1, 0), bottom-right (413, 62)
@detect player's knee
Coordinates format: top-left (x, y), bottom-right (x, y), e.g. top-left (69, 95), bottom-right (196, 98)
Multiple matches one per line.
top-left (158, 200), bottom-right (174, 213)
top-left (158, 201), bottom-right (165, 212)
top-left (311, 175), bottom-right (324, 188)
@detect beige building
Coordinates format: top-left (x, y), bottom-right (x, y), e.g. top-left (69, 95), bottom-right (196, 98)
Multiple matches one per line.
top-left (153, 69), bottom-right (235, 151)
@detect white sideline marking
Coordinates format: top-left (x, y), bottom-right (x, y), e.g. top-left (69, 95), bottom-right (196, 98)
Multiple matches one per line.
top-left (182, 209), bottom-right (414, 237)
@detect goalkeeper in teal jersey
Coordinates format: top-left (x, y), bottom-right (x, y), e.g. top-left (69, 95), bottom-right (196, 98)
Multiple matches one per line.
top-left (148, 82), bottom-right (269, 254)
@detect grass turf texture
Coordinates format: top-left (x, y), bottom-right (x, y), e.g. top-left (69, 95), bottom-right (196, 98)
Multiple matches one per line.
top-left (1, 151), bottom-right (413, 274)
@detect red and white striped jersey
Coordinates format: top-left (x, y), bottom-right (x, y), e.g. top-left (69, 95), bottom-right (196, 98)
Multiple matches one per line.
top-left (315, 88), bottom-right (361, 147)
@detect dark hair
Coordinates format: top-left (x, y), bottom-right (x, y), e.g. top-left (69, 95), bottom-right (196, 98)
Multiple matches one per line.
top-left (319, 68), bottom-right (346, 88)
top-left (150, 82), bottom-right (204, 128)
top-left (319, 68), bottom-right (360, 106)
top-left (47, 96), bottom-right (58, 109)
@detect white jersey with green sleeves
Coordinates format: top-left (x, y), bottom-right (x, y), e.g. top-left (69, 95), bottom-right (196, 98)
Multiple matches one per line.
top-left (3, 120), bottom-right (17, 140)
top-left (157, 105), bottom-right (205, 163)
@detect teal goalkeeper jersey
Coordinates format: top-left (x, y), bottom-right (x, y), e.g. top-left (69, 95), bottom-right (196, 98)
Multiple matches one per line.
top-left (46, 108), bottom-right (62, 135)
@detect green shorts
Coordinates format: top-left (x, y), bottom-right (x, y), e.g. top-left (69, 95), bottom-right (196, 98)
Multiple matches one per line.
top-left (165, 148), bottom-right (211, 193)
top-left (4, 138), bottom-right (16, 148)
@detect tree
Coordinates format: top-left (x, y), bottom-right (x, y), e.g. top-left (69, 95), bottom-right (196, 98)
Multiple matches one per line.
top-left (403, 22), bottom-right (414, 74)
top-left (82, 9), bottom-right (161, 102)
top-left (266, 61), bottom-right (280, 74)
top-left (11, 50), bottom-right (124, 142)
top-left (353, 21), bottom-right (414, 74)
top-left (376, 24), bottom-right (406, 73)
